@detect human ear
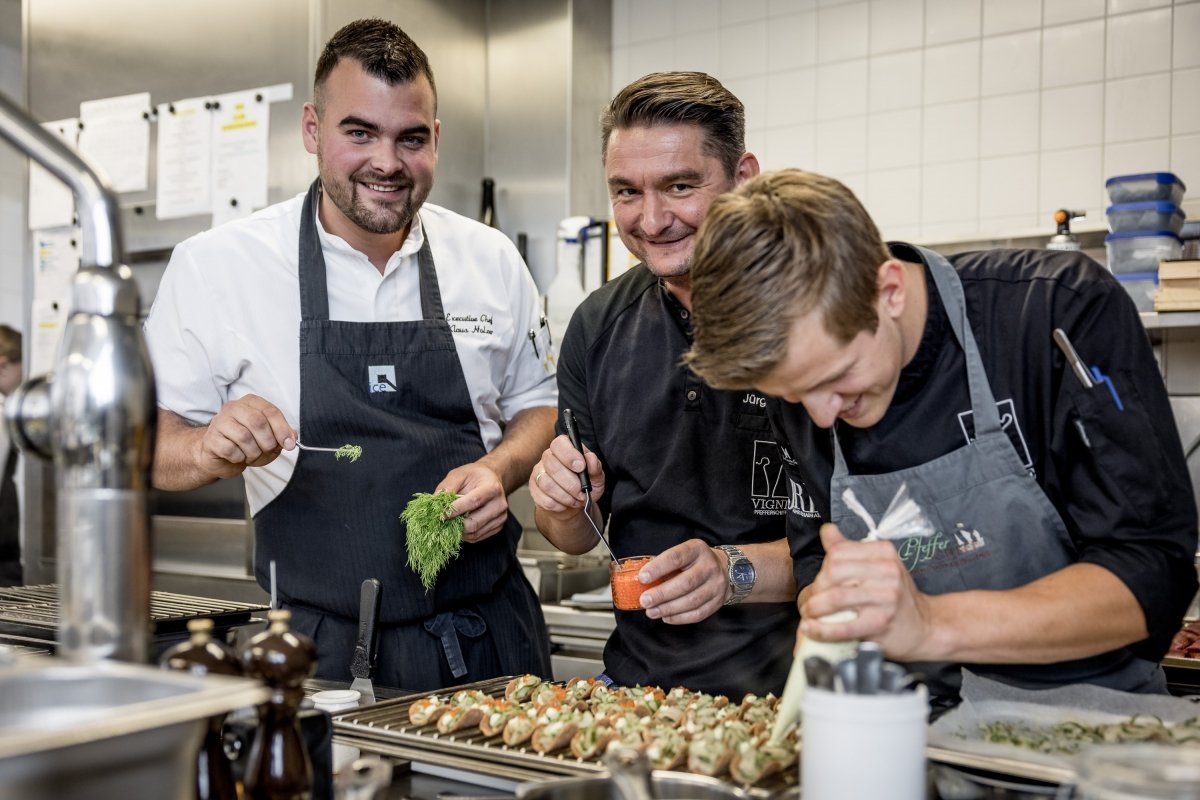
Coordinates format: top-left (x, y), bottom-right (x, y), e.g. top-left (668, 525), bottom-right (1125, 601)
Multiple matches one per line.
top-left (875, 259), bottom-right (907, 320)
top-left (301, 102), bottom-right (320, 156)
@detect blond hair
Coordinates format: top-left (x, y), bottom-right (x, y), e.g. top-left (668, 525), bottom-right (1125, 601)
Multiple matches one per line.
top-left (686, 169), bottom-right (889, 389)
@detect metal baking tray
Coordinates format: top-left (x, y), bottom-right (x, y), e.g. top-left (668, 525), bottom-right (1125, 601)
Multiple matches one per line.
top-left (330, 677), bottom-right (798, 796)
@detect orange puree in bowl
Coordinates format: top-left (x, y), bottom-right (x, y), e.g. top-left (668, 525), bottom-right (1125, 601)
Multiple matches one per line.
top-left (610, 556), bottom-right (665, 610)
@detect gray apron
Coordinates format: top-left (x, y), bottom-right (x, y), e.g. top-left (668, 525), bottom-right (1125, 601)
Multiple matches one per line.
top-left (255, 180), bottom-right (550, 691)
top-left (829, 246), bottom-right (1164, 704)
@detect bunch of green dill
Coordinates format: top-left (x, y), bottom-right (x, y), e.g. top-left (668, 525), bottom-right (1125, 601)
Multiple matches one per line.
top-left (401, 490), bottom-right (464, 591)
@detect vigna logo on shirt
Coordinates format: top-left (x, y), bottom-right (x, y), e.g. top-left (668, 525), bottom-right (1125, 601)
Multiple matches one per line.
top-left (368, 365), bottom-right (398, 393)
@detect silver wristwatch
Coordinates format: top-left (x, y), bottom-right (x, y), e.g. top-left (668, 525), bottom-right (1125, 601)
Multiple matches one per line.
top-left (716, 544), bottom-right (756, 606)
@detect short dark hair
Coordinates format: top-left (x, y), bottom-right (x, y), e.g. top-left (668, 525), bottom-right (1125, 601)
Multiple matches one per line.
top-left (600, 72), bottom-right (745, 179)
top-left (314, 18), bottom-right (437, 113)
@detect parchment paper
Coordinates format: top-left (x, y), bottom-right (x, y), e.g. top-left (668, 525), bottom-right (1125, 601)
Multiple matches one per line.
top-left (928, 670), bottom-right (1200, 774)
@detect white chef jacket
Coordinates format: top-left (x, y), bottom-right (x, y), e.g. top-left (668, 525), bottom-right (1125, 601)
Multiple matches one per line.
top-left (145, 192), bottom-right (557, 514)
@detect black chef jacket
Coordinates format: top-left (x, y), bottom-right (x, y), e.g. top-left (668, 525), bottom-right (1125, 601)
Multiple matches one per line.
top-left (557, 264), bottom-right (799, 698)
top-left (771, 243), bottom-right (1198, 666)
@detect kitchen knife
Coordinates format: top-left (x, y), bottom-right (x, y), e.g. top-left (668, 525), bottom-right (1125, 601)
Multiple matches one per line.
top-left (349, 578), bottom-right (382, 705)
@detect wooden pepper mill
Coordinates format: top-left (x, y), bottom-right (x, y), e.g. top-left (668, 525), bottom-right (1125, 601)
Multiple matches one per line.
top-left (159, 617), bottom-right (242, 800)
top-left (241, 608), bottom-right (318, 800)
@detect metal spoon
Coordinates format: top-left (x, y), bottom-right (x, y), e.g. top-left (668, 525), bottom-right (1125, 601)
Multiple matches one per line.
top-left (294, 439), bottom-right (343, 454)
top-left (562, 409), bottom-right (617, 562)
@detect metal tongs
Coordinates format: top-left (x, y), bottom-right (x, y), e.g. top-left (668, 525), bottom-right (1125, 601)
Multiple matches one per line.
top-left (562, 409), bottom-right (616, 562)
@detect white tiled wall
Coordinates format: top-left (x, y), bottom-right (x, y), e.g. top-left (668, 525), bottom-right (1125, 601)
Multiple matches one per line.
top-left (611, 0), bottom-right (1200, 243)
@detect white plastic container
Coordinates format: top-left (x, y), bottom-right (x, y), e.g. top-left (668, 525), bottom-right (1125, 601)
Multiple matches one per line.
top-left (1106, 201), bottom-right (1186, 236)
top-left (1115, 271), bottom-right (1159, 312)
top-left (800, 685), bottom-right (929, 800)
top-left (311, 689), bottom-right (360, 773)
top-left (1106, 171), bottom-right (1186, 205)
top-left (1105, 231), bottom-right (1183, 274)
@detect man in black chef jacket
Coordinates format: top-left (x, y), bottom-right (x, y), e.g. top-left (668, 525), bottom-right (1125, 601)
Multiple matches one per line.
top-left (146, 19), bottom-right (555, 691)
top-left (529, 73), bottom-right (799, 698)
top-left (685, 168), bottom-right (1199, 708)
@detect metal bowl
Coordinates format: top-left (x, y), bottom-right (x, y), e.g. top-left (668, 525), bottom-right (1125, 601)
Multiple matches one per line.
top-left (0, 654), bottom-right (268, 800)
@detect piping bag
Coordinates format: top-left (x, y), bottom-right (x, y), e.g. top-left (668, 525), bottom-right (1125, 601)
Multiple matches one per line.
top-left (770, 482), bottom-right (934, 742)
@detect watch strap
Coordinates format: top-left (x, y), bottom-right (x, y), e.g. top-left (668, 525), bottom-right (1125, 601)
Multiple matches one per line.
top-left (716, 544), bottom-right (754, 605)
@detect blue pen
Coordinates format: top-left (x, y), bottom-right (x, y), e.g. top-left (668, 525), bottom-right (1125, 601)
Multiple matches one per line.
top-left (1053, 328), bottom-right (1124, 412)
top-left (1088, 365), bottom-right (1125, 411)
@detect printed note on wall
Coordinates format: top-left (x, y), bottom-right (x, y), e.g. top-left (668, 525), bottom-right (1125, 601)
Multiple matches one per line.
top-left (78, 92), bottom-right (151, 193)
top-left (155, 97), bottom-right (213, 220)
top-left (27, 119), bottom-right (79, 231)
top-left (210, 88), bottom-right (270, 225)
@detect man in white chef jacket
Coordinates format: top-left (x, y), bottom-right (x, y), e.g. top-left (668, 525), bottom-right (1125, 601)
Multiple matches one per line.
top-left (145, 18), bottom-right (556, 691)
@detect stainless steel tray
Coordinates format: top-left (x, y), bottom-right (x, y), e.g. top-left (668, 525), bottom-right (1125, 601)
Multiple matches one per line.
top-left (331, 677), bottom-right (798, 796)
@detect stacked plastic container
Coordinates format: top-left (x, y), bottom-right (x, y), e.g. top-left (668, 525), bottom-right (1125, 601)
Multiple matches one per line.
top-left (1104, 172), bottom-right (1187, 311)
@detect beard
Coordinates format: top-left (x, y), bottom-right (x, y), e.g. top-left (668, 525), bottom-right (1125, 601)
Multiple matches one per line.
top-left (319, 162), bottom-right (427, 236)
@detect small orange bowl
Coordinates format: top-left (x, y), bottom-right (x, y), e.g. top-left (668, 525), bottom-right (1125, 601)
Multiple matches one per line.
top-left (610, 556), bottom-right (665, 610)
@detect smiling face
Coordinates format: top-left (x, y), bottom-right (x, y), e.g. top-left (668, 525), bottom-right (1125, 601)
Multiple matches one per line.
top-left (605, 123), bottom-right (757, 285)
top-left (302, 58), bottom-right (439, 246)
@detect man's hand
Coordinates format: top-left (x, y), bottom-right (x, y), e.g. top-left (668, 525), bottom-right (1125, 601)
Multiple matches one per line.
top-left (799, 523), bottom-right (934, 659)
top-left (439, 462), bottom-right (509, 543)
top-left (528, 434), bottom-right (606, 519)
top-left (637, 539), bottom-right (728, 625)
top-left (196, 394), bottom-right (296, 480)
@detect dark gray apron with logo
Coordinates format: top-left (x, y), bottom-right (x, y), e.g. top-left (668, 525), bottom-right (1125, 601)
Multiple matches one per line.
top-left (254, 180), bottom-right (550, 691)
top-left (829, 246), bottom-right (1163, 705)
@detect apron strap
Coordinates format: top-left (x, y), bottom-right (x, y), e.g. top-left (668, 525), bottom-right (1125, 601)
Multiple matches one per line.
top-left (916, 245), bottom-right (1002, 435)
top-left (422, 610), bottom-right (488, 679)
top-left (299, 180), bottom-right (330, 322)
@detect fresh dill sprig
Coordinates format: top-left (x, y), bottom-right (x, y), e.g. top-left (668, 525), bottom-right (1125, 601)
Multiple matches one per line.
top-left (335, 444), bottom-right (363, 462)
top-left (402, 491), bottom-right (464, 591)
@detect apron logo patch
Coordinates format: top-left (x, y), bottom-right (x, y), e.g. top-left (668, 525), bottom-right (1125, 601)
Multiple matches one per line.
top-left (957, 398), bottom-right (1035, 477)
top-left (751, 440), bottom-right (789, 515)
top-left (954, 523), bottom-right (986, 552)
top-left (895, 526), bottom-right (992, 574)
top-left (368, 365), bottom-right (398, 393)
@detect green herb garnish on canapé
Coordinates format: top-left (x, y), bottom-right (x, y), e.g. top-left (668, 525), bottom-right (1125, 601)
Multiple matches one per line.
top-left (401, 490), bottom-right (464, 591)
top-left (335, 444), bottom-right (363, 462)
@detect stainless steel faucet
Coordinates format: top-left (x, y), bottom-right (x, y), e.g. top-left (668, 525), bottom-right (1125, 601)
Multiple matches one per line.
top-left (0, 91), bottom-right (155, 663)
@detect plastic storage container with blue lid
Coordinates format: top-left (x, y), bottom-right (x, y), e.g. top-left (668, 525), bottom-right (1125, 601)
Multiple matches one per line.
top-left (1105, 230), bottom-right (1183, 274)
top-left (1105, 172), bottom-right (1186, 205)
top-left (1114, 271), bottom-right (1159, 312)
top-left (1106, 201), bottom-right (1186, 236)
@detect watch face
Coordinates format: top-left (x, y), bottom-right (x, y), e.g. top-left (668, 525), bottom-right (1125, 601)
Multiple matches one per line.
top-left (730, 560), bottom-right (756, 587)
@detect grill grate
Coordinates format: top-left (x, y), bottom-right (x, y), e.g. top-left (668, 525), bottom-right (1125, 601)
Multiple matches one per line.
top-left (331, 676), bottom-right (795, 796)
top-left (0, 584), bottom-right (266, 641)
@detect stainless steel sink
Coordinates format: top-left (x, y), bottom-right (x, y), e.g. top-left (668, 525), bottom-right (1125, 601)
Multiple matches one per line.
top-left (0, 653), bottom-right (269, 800)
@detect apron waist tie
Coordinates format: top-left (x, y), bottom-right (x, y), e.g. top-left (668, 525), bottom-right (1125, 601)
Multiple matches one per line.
top-left (422, 609), bottom-right (487, 678)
